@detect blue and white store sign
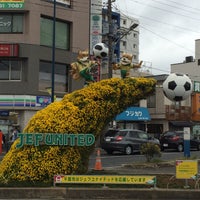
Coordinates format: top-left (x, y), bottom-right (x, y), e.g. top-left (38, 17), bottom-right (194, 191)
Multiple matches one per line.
top-left (115, 107), bottom-right (151, 121)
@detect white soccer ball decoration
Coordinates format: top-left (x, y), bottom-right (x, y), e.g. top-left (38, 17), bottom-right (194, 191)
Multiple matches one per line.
top-left (163, 73), bottom-right (192, 101)
top-left (93, 42), bottom-right (108, 59)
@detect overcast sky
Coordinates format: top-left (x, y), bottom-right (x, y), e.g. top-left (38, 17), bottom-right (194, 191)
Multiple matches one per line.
top-left (111, 0), bottom-right (200, 75)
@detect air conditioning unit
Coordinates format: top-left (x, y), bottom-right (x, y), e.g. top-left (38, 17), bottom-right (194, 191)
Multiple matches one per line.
top-left (185, 56), bottom-right (193, 63)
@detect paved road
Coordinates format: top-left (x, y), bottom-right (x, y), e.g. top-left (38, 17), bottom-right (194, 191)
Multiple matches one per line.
top-left (89, 149), bottom-right (200, 169)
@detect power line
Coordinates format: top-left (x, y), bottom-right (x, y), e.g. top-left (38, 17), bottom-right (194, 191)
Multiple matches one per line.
top-left (140, 25), bottom-right (194, 54)
top-left (120, 0), bottom-right (200, 22)
top-left (150, 0), bottom-right (200, 16)
top-left (160, 0), bottom-right (200, 12)
top-left (113, 4), bottom-right (197, 54)
top-left (115, 7), bottom-right (200, 34)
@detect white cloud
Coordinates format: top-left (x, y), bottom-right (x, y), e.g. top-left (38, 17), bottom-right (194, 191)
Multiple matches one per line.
top-left (114, 0), bottom-right (200, 74)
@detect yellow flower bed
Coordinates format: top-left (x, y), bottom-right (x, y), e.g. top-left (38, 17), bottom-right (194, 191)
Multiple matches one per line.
top-left (0, 77), bottom-right (156, 183)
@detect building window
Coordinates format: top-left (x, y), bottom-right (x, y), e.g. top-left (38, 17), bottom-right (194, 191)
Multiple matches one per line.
top-left (133, 44), bottom-right (137, 48)
top-left (40, 16), bottom-right (70, 50)
top-left (133, 33), bottom-right (137, 38)
top-left (198, 59), bottom-right (200, 65)
top-left (147, 94), bottom-right (156, 108)
top-left (39, 61), bottom-right (68, 93)
top-left (122, 19), bottom-right (126, 25)
top-left (122, 41), bottom-right (127, 48)
top-left (0, 13), bottom-right (23, 33)
top-left (0, 60), bottom-right (22, 80)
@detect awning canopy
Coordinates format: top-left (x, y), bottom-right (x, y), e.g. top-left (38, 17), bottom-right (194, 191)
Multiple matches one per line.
top-left (115, 107), bottom-right (150, 121)
top-left (169, 121), bottom-right (194, 127)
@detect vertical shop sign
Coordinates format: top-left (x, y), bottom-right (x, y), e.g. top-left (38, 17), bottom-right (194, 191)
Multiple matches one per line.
top-left (90, 0), bottom-right (102, 54)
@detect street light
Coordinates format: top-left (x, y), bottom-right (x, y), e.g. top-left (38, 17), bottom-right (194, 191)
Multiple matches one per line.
top-left (51, 0), bottom-right (56, 103)
top-left (107, 21), bottom-right (139, 78)
top-left (115, 23), bottom-right (138, 45)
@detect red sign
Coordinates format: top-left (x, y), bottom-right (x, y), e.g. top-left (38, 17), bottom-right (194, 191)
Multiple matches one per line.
top-left (0, 44), bottom-right (19, 57)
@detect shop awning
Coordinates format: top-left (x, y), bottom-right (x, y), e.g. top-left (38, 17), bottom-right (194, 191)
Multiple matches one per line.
top-left (115, 107), bottom-right (150, 121)
top-left (169, 121), bottom-right (194, 127)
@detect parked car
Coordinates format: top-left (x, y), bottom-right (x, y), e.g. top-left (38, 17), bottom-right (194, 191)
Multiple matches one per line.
top-left (100, 129), bottom-right (160, 155)
top-left (160, 131), bottom-right (200, 152)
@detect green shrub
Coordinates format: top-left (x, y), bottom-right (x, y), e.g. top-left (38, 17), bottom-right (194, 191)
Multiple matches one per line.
top-left (140, 143), bottom-right (161, 162)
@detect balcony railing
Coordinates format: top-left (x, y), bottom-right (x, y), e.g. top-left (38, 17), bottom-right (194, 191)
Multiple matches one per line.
top-left (165, 105), bottom-right (191, 121)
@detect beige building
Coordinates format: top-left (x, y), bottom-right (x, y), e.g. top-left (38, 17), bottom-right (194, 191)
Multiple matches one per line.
top-left (170, 39), bottom-right (200, 137)
top-left (142, 39), bottom-right (200, 138)
top-left (0, 0), bottom-right (90, 133)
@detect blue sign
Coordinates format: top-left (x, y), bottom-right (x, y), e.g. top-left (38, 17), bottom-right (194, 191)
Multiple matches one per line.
top-left (36, 96), bottom-right (51, 107)
top-left (0, 110), bottom-right (9, 116)
top-left (115, 107), bottom-right (150, 121)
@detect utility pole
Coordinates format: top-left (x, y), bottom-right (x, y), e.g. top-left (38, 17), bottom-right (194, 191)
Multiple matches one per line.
top-left (51, 0), bottom-right (56, 103)
top-left (107, 0), bottom-right (113, 78)
top-left (106, 0), bottom-right (138, 79)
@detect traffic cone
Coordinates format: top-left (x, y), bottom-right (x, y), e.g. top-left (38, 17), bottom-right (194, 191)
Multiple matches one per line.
top-left (94, 148), bottom-right (102, 170)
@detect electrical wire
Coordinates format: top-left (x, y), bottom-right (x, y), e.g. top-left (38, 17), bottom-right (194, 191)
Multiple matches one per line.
top-left (117, 0), bottom-right (200, 22)
top-left (113, 0), bottom-right (199, 74)
top-left (116, 9), bottom-right (200, 34)
top-left (159, 0), bottom-right (200, 12)
top-left (150, 0), bottom-right (200, 16)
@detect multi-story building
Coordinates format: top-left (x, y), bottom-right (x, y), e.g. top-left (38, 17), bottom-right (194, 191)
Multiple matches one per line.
top-left (101, 9), bottom-right (142, 79)
top-left (142, 39), bottom-right (200, 139)
top-left (119, 14), bottom-right (140, 64)
top-left (0, 0), bottom-right (90, 134)
top-left (170, 39), bottom-right (200, 138)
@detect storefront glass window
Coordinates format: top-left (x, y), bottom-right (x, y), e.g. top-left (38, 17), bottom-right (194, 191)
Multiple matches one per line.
top-left (0, 14), bottom-right (23, 33)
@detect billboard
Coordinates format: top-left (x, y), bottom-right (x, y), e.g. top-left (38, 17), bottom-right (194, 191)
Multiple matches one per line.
top-left (0, 0), bottom-right (24, 9)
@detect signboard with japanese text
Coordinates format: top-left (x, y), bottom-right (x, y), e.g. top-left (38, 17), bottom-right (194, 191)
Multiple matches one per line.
top-left (194, 81), bottom-right (200, 93)
top-left (176, 160), bottom-right (198, 179)
top-left (115, 107), bottom-right (150, 121)
top-left (0, 44), bottom-right (19, 57)
top-left (36, 96), bottom-right (51, 107)
top-left (49, 0), bottom-right (70, 6)
top-left (90, 0), bottom-right (102, 54)
top-left (0, 0), bottom-right (24, 9)
top-left (54, 175), bottom-right (156, 185)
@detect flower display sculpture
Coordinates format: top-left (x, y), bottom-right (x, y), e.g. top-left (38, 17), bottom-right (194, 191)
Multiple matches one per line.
top-left (0, 77), bottom-right (156, 183)
top-left (70, 50), bottom-right (98, 86)
top-left (113, 53), bottom-right (143, 78)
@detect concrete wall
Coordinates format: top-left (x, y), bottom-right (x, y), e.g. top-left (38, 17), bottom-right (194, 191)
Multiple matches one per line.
top-left (0, 188), bottom-right (200, 199)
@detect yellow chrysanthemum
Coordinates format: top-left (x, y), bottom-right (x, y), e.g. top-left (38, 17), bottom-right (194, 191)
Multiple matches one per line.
top-left (0, 77), bottom-right (156, 183)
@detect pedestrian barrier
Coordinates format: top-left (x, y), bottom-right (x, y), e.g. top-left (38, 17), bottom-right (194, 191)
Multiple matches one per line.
top-left (54, 175), bottom-right (157, 188)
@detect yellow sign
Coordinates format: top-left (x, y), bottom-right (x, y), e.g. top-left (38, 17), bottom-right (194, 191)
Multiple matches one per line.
top-left (176, 160), bottom-right (198, 179)
top-left (54, 175), bottom-right (156, 185)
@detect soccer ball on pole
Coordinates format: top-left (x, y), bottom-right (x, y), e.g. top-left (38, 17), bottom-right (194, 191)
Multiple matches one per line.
top-left (163, 73), bottom-right (192, 102)
top-left (93, 43), bottom-right (108, 59)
